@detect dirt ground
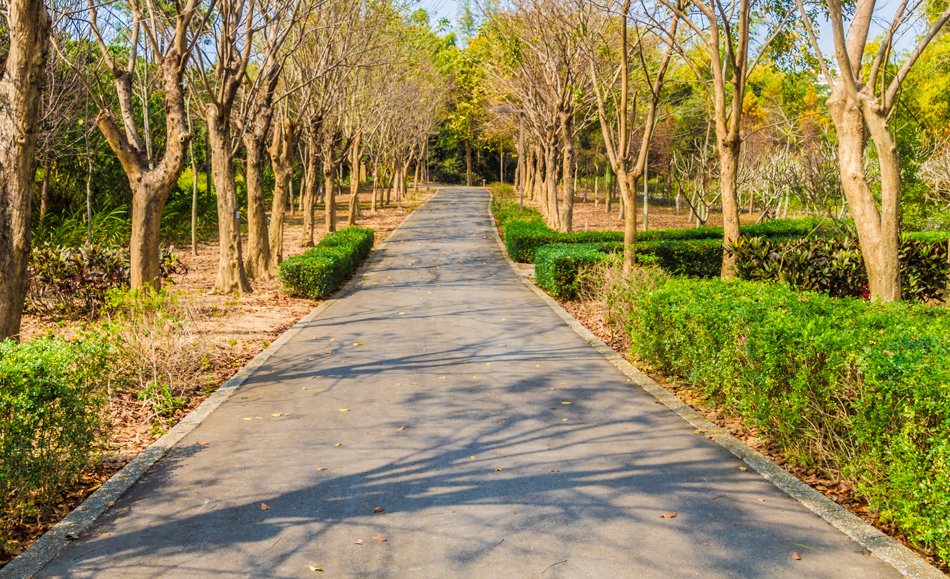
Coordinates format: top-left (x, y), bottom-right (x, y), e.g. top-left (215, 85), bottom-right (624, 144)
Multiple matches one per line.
top-left (2, 186), bottom-right (435, 566)
top-left (546, 188), bottom-right (767, 232)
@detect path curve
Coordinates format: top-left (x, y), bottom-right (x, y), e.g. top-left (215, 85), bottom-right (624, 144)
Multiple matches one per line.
top-left (36, 188), bottom-right (900, 578)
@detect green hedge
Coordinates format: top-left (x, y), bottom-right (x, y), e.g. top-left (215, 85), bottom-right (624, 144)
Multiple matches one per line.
top-left (504, 217), bottom-right (825, 263)
top-left (625, 278), bottom-right (950, 559)
top-left (1, 336), bottom-right (112, 536)
top-left (535, 238), bottom-right (725, 299)
top-left (279, 227), bottom-right (375, 299)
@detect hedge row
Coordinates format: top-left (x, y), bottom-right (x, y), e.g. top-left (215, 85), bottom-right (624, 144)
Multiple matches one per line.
top-left (279, 227), bottom-right (375, 298)
top-left (535, 238), bottom-right (726, 299)
top-left (624, 278), bottom-right (950, 560)
top-left (504, 216), bottom-right (825, 263)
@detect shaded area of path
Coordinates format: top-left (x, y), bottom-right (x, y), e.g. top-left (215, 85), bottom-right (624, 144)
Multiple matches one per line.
top-left (38, 188), bottom-right (898, 578)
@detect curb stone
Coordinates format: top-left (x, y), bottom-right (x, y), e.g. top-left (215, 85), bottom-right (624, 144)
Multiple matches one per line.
top-left (486, 194), bottom-right (943, 579)
top-left (0, 189), bottom-right (440, 579)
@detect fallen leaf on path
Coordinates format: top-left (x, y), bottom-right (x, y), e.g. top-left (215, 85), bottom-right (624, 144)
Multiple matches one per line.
top-left (334, 443), bottom-right (342, 447)
top-left (261, 503), bottom-right (270, 511)
top-left (792, 552), bottom-right (802, 560)
top-left (693, 429), bottom-right (708, 434)
top-left (439, 376), bottom-right (446, 379)
top-left (196, 442), bottom-right (209, 446)
top-left (549, 469), bottom-right (560, 472)
top-left (755, 498), bottom-right (765, 502)
top-left (660, 512), bottom-right (677, 519)
top-left (372, 537), bottom-right (387, 542)
top-left (65, 533), bottom-right (80, 540)
top-left (339, 409), bottom-right (350, 412)
top-left (329, 338), bottom-right (335, 341)
top-left (355, 540), bottom-right (364, 545)
top-left (271, 413), bottom-right (281, 417)
top-left (561, 401), bottom-right (571, 405)
top-left (495, 468), bottom-right (504, 471)
top-left (373, 507), bottom-right (384, 513)
top-left (739, 467), bottom-right (748, 471)
top-left (544, 335), bottom-right (553, 338)
top-left (324, 351), bottom-right (332, 354)
top-left (243, 417), bottom-right (253, 421)
top-left (353, 342), bottom-right (365, 346)
top-left (705, 435), bottom-right (715, 439)
top-left (396, 426), bottom-right (405, 431)
top-left (309, 566), bottom-right (324, 572)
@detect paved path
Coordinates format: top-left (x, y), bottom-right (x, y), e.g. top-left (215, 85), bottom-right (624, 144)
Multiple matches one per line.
top-left (38, 188), bottom-right (899, 578)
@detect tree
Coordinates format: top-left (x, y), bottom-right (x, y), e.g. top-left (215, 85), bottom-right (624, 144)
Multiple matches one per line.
top-left (658, 0), bottom-right (795, 277)
top-left (0, 0), bottom-right (51, 340)
top-left (587, 0), bottom-right (679, 273)
top-left (56, 0), bottom-right (208, 290)
top-left (796, 0), bottom-right (950, 300)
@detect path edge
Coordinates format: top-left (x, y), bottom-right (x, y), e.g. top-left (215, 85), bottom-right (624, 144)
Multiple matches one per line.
top-left (0, 190), bottom-right (440, 579)
top-left (485, 195), bottom-right (942, 579)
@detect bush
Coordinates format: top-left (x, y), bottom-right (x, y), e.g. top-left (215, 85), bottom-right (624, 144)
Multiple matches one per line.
top-left (0, 336), bottom-right (113, 536)
top-left (27, 245), bottom-right (187, 319)
top-left (279, 227), bottom-right (374, 299)
top-left (624, 278), bottom-right (950, 559)
top-left (490, 196), bottom-right (542, 230)
top-left (728, 235), bottom-right (949, 302)
top-left (504, 217), bottom-right (825, 263)
top-left (535, 238), bottom-right (726, 299)
top-left (488, 182), bottom-right (515, 199)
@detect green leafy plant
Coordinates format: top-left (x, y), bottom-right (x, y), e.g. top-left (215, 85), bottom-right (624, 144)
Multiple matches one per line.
top-left (0, 335), bottom-right (114, 539)
top-left (624, 278), bottom-right (950, 559)
top-left (728, 235), bottom-right (949, 301)
top-left (279, 227), bottom-right (375, 298)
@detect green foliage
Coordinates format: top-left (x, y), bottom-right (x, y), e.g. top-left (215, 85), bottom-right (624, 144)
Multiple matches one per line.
top-left (0, 336), bottom-right (113, 537)
top-left (729, 235), bottom-right (949, 302)
top-left (279, 228), bottom-right (375, 299)
top-left (624, 278), bottom-right (950, 559)
top-left (488, 181), bottom-right (514, 198)
top-left (490, 195), bottom-right (542, 229)
top-left (31, 206), bottom-right (131, 248)
top-left (535, 238), bottom-right (724, 299)
top-left (27, 246), bottom-right (187, 319)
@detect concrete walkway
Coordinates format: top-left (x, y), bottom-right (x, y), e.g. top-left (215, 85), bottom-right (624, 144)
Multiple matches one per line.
top-left (37, 188), bottom-right (899, 578)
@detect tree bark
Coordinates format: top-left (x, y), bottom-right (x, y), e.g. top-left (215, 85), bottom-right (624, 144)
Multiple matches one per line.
top-left (302, 131), bottom-right (319, 246)
top-left (39, 158), bottom-right (50, 217)
top-left (323, 142), bottom-right (337, 234)
top-left (465, 138), bottom-right (472, 186)
top-left (207, 108), bottom-right (252, 294)
top-left (828, 91), bottom-right (901, 301)
top-left (0, 0), bottom-right (50, 340)
top-left (268, 117), bottom-right (298, 272)
top-left (346, 133), bottom-right (362, 226)
top-left (718, 138), bottom-right (742, 278)
top-left (244, 135), bottom-right (272, 277)
top-left (558, 113), bottom-right (575, 232)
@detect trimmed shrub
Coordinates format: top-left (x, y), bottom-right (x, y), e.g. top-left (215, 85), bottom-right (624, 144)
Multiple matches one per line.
top-left (504, 217), bottom-right (825, 263)
top-left (728, 235), bottom-right (949, 302)
top-left (279, 227), bottom-right (374, 299)
top-left (624, 278), bottom-right (950, 559)
top-left (0, 335), bottom-right (113, 534)
top-left (535, 238), bottom-right (725, 299)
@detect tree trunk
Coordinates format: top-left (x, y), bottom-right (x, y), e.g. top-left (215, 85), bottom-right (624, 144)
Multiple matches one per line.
top-left (0, 0), bottom-right (49, 340)
top-left (828, 91), bottom-right (901, 301)
top-left (39, 158), bottom-right (50, 218)
top-left (347, 133), bottom-right (362, 226)
top-left (244, 137), bottom-right (272, 278)
top-left (465, 138), bottom-right (472, 186)
top-left (620, 170), bottom-right (639, 275)
top-left (558, 114), bottom-right (575, 232)
top-left (718, 138), bottom-right (742, 279)
top-left (544, 143), bottom-right (560, 230)
top-left (302, 133), bottom-right (319, 246)
top-left (323, 148), bottom-right (337, 235)
top-left (268, 118), bottom-right (297, 273)
top-left (207, 108), bottom-right (252, 294)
